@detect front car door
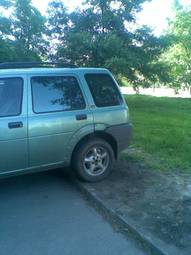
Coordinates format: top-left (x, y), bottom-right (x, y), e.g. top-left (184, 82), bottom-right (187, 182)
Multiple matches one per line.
top-left (0, 76), bottom-right (28, 174)
top-left (28, 74), bottom-right (93, 168)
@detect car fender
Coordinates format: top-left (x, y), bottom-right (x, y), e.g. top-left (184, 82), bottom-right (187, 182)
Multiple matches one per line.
top-left (64, 124), bottom-right (95, 163)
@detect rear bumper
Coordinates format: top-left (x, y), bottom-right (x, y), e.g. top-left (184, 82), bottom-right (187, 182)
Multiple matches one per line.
top-left (106, 123), bottom-right (133, 153)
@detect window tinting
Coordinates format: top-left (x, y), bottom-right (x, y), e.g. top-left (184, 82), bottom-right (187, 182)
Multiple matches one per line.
top-left (31, 76), bottom-right (86, 113)
top-left (85, 73), bottom-right (123, 107)
top-left (0, 78), bottom-right (23, 117)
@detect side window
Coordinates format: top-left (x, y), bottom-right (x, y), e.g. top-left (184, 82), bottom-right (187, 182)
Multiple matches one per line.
top-left (31, 76), bottom-right (86, 113)
top-left (0, 78), bottom-right (23, 117)
top-left (85, 73), bottom-right (123, 107)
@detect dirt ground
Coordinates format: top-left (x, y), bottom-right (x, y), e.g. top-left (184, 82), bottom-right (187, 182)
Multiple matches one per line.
top-left (82, 160), bottom-right (191, 255)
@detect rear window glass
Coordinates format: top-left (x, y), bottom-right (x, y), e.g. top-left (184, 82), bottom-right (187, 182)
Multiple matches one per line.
top-left (31, 76), bottom-right (86, 113)
top-left (85, 73), bottom-right (123, 107)
top-left (0, 78), bottom-right (23, 117)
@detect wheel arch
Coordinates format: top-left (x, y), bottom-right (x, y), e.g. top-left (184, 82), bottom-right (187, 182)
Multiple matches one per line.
top-left (71, 131), bottom-right (118, 164)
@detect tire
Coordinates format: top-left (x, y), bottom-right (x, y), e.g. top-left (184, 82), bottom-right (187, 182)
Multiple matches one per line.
top-left (73, 138), bottom-right (115, 182)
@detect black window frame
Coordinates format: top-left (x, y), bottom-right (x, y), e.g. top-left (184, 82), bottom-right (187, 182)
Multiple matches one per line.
top-left (31, 75), bottom-right (86, 114)
top-left (85, 73), bottom-right (123, 108)
top-left (0, 77), bottom-right (23, 118)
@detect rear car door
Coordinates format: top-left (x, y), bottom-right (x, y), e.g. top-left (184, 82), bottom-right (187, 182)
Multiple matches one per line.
top-left (28, 74), bottom-right (93, 167)
top-left (0, 76), bottom-right (28, 173)
top-left (84, 72), bottom-right (128, 126)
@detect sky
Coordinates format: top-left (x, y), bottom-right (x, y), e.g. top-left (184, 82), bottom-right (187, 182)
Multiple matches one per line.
top-left (32, 0), bottom-right (191, 36)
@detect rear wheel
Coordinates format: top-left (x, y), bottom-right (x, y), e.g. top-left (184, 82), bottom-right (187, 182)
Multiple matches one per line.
top-left (73, 138), bottom-right (115, 182)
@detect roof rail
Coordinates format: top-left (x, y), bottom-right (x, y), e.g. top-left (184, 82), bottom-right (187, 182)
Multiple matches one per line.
top-left (0, 62), bottom-right (78, 69)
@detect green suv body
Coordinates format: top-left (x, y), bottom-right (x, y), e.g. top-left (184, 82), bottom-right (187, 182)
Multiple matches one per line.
top-left (0, 65), bottom-right (132, 182)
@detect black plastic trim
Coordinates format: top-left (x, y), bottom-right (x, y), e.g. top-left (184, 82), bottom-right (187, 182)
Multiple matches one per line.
top-left (105, 123), bottom-right (133, 152)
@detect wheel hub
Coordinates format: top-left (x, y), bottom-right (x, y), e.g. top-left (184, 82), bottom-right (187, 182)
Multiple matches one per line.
top-left (83, 146), bottom-right (109, 176)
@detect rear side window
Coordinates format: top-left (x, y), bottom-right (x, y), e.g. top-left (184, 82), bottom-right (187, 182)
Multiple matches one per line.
top-left (31, 76), bottom-right (86, 113)
top-left (85, 73), bottom-right (123, 107)
top-left (0, 78), bottom-right (23, 117)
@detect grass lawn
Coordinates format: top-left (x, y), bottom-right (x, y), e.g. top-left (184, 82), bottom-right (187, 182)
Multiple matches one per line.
top-left (124, 95), bottom-right (191, 171)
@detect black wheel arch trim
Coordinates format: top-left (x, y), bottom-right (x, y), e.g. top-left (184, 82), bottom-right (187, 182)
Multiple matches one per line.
top-left (105, 123), bottom-right (133, 153)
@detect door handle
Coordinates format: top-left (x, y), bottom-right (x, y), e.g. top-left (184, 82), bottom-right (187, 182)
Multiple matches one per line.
top-left (76, 114), bottom-right (87, 121)
top-left (8, 122), bottom-right (23, 129)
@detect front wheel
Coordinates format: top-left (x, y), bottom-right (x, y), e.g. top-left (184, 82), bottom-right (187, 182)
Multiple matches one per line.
top-left (73, 138), bottom-right (115, 182)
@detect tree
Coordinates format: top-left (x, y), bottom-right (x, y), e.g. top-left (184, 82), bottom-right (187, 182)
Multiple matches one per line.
top-left (0, 39), bottom-right (16, 62)
top-left (0, 1), bottom-right (14, 61)
top-left (12, 0), bottom-right (46, 60)
top-left (162, 2), bottom-right (191, 93)
top-left (47, 0), bottom-right (167, 87)
top-left (0, 0), bottom-right (46, 61)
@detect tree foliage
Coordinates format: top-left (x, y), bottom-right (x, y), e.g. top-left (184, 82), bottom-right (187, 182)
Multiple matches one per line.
top-left (162, 2), bottom-right (191, 92)
top-left (0, 0), bottom-right (170, 87)
top-left (0, 0), bottom-right (46, 61)
top-left (47, 0), bottom-right (167, 86)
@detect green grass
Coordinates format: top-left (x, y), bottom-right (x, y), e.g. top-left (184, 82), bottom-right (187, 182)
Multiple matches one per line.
top-left (124, 95), bottom-right (191, 171)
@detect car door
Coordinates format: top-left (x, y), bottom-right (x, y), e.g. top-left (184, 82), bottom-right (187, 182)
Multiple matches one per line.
top-left (84, 72), bottom-right (128, 126)
top-left (0, 76), bottom-right (28, 173)
top-left (28, 74), bottom-right (93, 167)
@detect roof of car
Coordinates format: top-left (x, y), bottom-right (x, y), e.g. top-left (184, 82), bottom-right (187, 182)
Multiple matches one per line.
top-left (0, 67), bottom-right (109, 76)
